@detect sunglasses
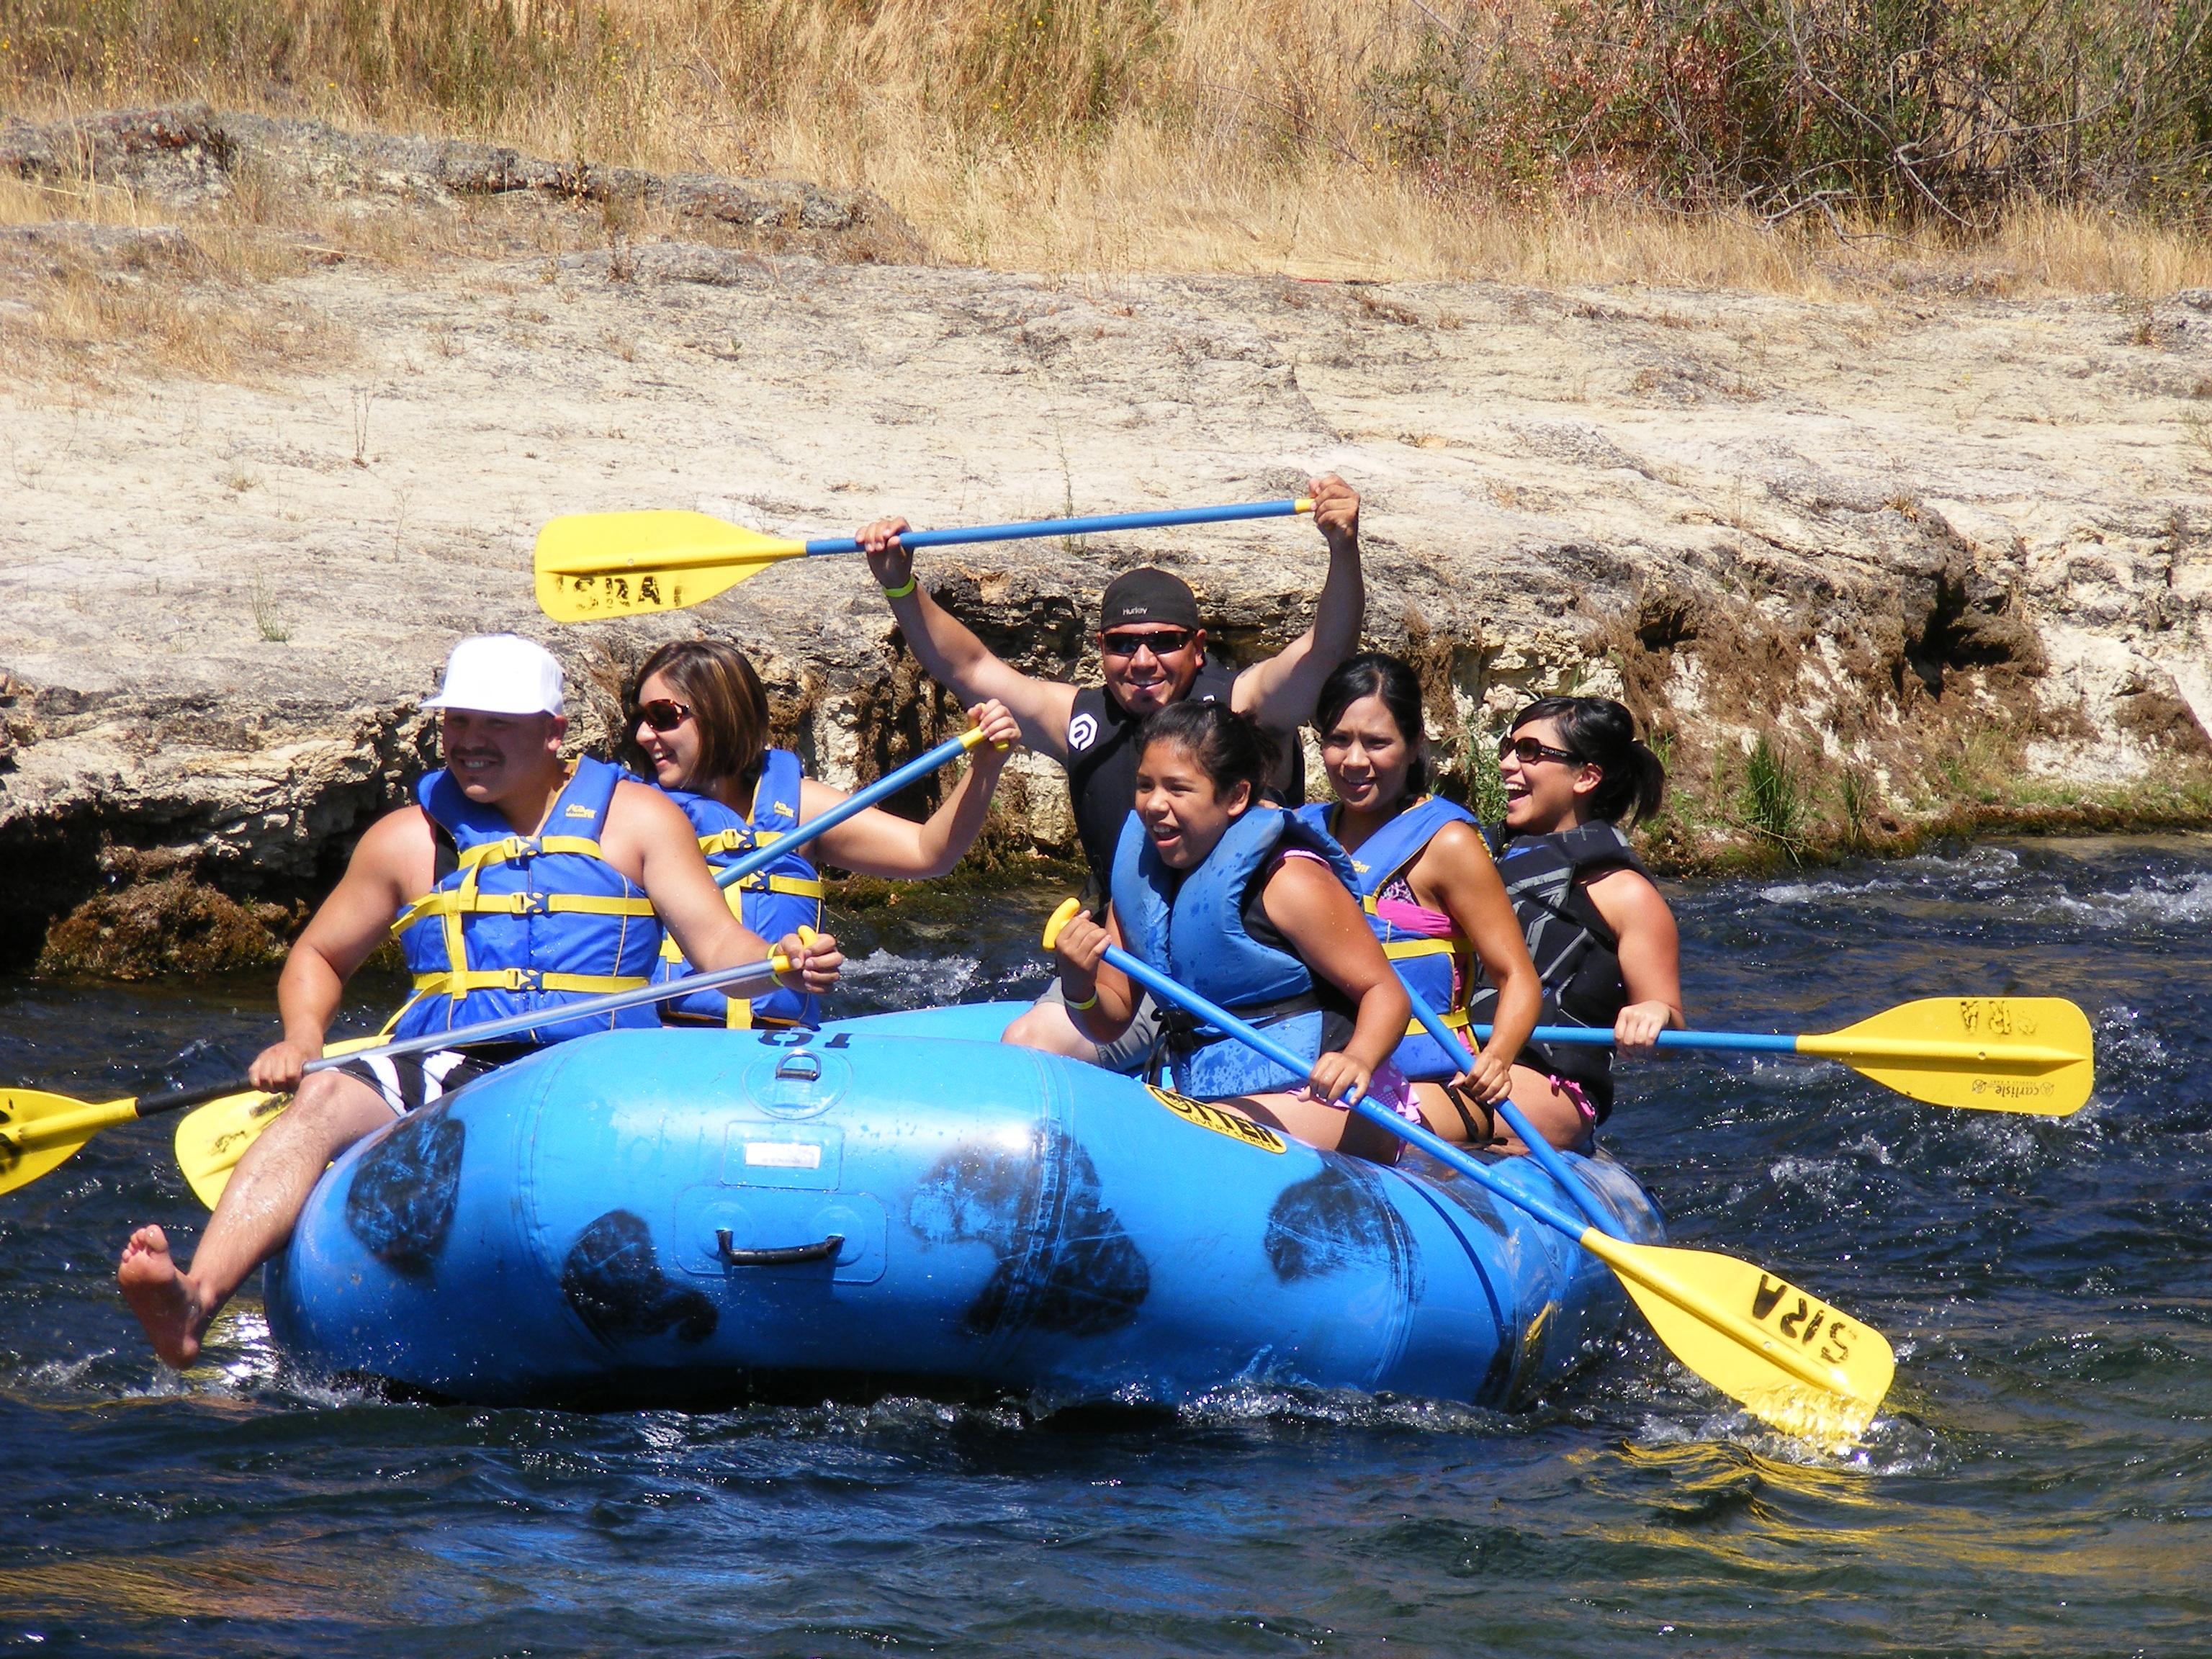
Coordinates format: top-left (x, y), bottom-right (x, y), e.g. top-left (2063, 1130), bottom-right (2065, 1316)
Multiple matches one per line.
top-left (634, 698), bottom-right (693, 734)
top-left (1102, 628), bottom-right (1195, 660)
top-left (1498, 734), bottom-right (1582, 767)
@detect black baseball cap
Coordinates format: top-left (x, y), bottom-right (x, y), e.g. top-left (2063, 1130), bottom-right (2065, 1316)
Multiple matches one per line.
top-left (1100, 567), bottom-right (1200, 631)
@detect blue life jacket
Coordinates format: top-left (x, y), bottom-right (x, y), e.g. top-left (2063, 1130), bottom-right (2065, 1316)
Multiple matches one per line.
top-left (390, 755), bottom-right (664, 1044)
top-left (651, 748), bottom-right (824, 1028)
top-left (1467, 820), bottom-right (1649, 1121)
top-left (1298, 795), bottom-right (1478, 1080)
top-left (1111, 805), bottom-right (1360, 1098)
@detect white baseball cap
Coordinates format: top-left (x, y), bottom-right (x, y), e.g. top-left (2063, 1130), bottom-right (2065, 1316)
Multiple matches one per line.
top-left (421, 634), bottom-right (566, 717)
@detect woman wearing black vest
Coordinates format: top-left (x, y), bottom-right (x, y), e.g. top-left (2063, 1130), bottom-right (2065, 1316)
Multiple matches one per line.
top-left (1475, 697), bottom-right (1683, 1147)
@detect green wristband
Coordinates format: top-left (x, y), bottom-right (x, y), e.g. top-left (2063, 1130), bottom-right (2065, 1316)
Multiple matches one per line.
top-left (881, 574), bottom-right (918, 601)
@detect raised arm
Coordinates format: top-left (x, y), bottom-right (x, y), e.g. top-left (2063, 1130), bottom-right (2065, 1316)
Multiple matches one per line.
top-left (804, 701), bottom-right (1020, 879)
top-left (1229, 475), bottom-right (1365, 733)
top-left (858, 516), bottom-right (1079, 761)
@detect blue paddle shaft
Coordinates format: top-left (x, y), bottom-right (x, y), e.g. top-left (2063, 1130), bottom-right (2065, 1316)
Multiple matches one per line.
top-left (1396, 982), bottom-right (1624, 1238)
top-left (712, 729), bottom-right (979, 891)
top-left (1471, 1023), bottom-right (1797, 1055)
top-left (1095, 943), bottom-right (1592, 1245)
top-left (801, 498), bottom-right (1307, 557)
top-left (129, 953), bottom-right (788, 1121)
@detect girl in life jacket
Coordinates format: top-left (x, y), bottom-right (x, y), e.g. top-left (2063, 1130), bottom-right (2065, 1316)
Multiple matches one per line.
top-left (1299, 652), bottom-right (1548, 1150)
top-left (1046, 701), bottom-right (1425, 1164)
top-left (1476, 696), bottom-right (1684, 1146)
top-left (628, 640), bottom-right (1021, 1028)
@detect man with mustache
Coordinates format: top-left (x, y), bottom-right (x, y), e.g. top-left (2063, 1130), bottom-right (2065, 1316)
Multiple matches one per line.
top-left (117, 634), bottom-right (843, 1368)
top-left (855, 475), bottom-right (1364, 1065)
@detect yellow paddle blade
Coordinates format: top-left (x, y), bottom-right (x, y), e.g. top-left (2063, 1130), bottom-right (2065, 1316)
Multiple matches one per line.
top-left (1802, 996), bottom-right (2094, 1116)
top-left (173, 1036), bottom-right (385, 1210)
top-left (1584, 1231), bottom-right (1895, 1454)
top-left (534, 511), bottom-right (809, 622)
top-left (174, 1088), bottom-right (287, 1210)
top-left (0, 1090), bottom-right (140, 1195)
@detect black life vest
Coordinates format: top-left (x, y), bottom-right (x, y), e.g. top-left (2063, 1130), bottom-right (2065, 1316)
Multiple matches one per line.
top-left (1465, 821), bottom-right (1649, 1120)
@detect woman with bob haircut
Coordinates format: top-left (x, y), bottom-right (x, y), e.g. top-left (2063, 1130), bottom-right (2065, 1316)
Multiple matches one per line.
top-left (628, 638), bottom-right (1020, 1029)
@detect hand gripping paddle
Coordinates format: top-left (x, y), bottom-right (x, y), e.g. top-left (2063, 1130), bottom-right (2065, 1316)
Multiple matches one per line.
top-left (1465, 996), bottom-right (2095, 1116)
top-left (1, 945), bottom-right (806, 1205)
top-left (1043, 899), bottom-right (1897, 1453)
top-left (165, 727), bottom-right (1006, 1206)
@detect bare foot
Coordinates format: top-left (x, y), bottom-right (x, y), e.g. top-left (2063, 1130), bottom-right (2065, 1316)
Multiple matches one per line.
top-left (117, 1224), bottom-right (209, 1368)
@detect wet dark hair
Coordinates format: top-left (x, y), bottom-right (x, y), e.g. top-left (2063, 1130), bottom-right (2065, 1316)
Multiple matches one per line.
top-left (1315, 651), bottom-right (1429, 796)
top-left (1508, 696), bottom-right (1665, 825)
top-left (626, 639), bottom-right (771, 787)
top-left (1139, 701), bottom-right (1280, 808)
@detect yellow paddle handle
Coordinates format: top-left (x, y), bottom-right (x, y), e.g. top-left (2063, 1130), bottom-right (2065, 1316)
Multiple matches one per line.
top-left (768, 925), bottom-right (820, 979)
top-left (1798, 1035), bottom-right (2085, 1066)
top-left (956, 725), bottom-right (1011, 755)
top-left (1043, 897), bottom-right (1084, 953)
top-left (1294, 497), bottom-right (1316, 513)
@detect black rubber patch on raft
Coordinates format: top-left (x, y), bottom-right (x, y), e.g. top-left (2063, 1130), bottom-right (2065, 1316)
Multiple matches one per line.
top-left (561, 1209), bottom-right (719, 1346)
top-left (344, 1105), bottom-right (464, 1278)
top-left (909, 1127), bottom-right (1150, 1340)
top-left (1264, 1159), bottom-right (1419, 1287)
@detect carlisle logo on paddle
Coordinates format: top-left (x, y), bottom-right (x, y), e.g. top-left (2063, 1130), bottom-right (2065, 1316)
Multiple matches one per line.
top-left (1146, 1085), bottom-right (1285, 1154)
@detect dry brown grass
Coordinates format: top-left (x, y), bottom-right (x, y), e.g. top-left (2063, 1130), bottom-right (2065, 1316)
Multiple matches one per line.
top-left (2, 0), bottom-right (2208, 297)
top-left (0, 171), bottom-right (354, 385)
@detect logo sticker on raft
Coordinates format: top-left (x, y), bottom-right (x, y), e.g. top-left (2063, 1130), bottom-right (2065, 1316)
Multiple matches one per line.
top-left (1146, 1086), bottom-right (1286, 1154)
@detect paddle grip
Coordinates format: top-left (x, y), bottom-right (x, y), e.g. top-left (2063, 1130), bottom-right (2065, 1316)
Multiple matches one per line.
top-left (1097, 942), bottom-right (1591, 1245)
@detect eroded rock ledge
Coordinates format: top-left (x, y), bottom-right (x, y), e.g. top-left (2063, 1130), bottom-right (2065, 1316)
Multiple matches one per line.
top-left (2, 108), bottom-right (2208, 972)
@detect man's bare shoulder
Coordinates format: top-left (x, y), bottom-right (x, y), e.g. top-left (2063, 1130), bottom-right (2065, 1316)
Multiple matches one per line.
top-left (353, 801), bottom-right (436, 863)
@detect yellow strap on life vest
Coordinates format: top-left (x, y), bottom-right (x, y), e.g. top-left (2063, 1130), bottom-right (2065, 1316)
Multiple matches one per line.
top-left (395, 889), bottom-right (658, 930)
top-left (738, 873), bottom-right (825, 899)
top-left (451, 833), bottom-right (610, 868)
top-left (408, 968), bottom-right (649, 998)
top-left (1380, 935), bottom-right (1459, 962)
top-left (1406, 1002), bottom-right (1472, 1040)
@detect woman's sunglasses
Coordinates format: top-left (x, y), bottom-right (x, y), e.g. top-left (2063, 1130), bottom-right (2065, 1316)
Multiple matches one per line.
top-left (1102, 628), bottom-right (1195, 660)
top-left (1498, 734), bottom-right (1581, 767)
top-left (634, 698), bottom-right (693, 734)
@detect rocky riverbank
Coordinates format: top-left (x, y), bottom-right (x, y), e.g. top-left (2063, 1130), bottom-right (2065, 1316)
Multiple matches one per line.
top-left (4, 105), bottom-right (2208, 974)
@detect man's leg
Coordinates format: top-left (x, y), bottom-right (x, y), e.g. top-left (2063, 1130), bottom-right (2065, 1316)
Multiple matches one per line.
top-left (1004, 984), bottom-right (1162, 1072)
top-left (118, 1069), bottom-right (393, 1367)
top-left (1004, 996), bottom-right (1107, 1061)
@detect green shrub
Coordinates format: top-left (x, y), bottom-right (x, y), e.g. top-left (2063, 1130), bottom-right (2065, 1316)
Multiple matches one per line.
top-left (1370, 0), bottom-right (2212, 227)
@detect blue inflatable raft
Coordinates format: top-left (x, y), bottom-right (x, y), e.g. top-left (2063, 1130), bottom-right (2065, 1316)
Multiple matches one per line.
top-left (265, 1009), bottom-right (1664, 1408)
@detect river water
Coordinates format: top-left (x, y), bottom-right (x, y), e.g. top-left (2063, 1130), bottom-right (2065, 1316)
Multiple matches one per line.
top-left (1, 835), bottom-right (2206, 1656)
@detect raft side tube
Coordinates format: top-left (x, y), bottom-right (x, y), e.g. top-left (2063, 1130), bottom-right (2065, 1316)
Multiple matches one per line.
top-left (266, 1029), bottom-right (1663, 1408)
